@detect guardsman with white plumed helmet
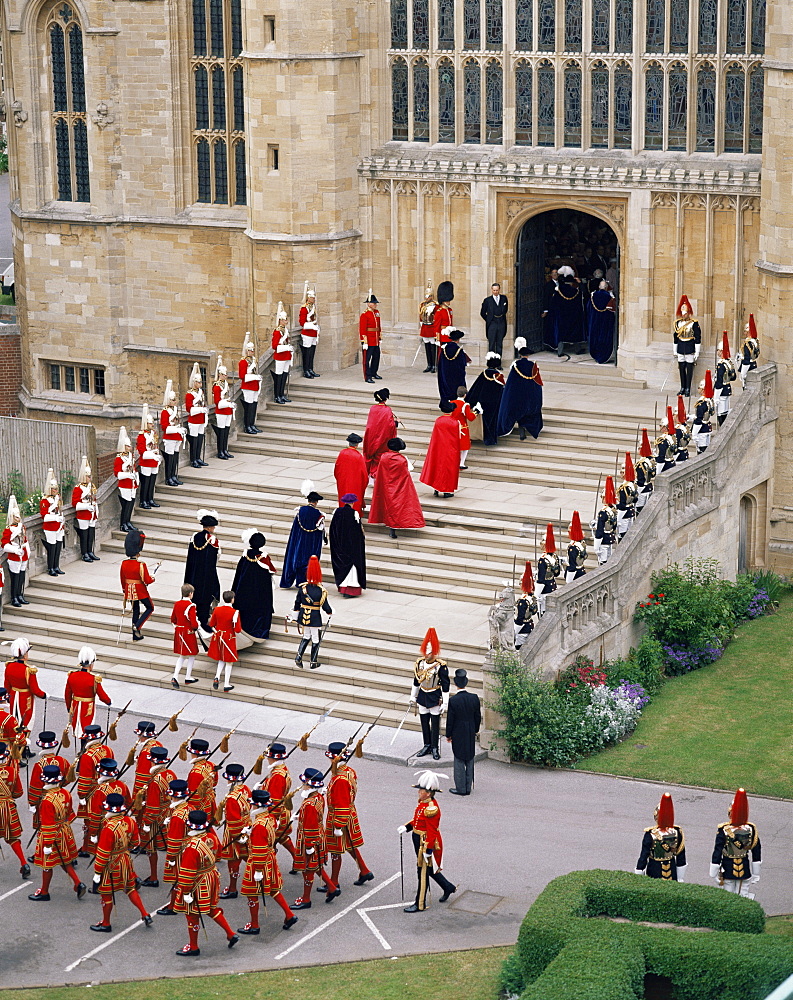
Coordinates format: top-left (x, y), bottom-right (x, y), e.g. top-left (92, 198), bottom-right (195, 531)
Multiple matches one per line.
top-left (39, 469), bottom-right (65, 577)
top-left (136, 404), bottom-right (162, 511)
top-left (185, 362), bottom-right (209, 468)
top-left (160, 378), bottom-right (185, 486)
top-left (212, 355), bottom-right (235, 460)
top-left (238, 333), bottom-right (262, 434)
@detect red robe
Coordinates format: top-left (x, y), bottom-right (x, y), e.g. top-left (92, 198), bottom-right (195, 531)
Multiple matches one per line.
top-left (420, 414), bottom-right (461, 494)
top-left (451, 398), bottom-right (476, 450)
top-left (367, 451), bottom-right (425, 530)
top-left (363, 403), bottom-right (397, 479)
top-left (333, 447), bottom-right (368, 513)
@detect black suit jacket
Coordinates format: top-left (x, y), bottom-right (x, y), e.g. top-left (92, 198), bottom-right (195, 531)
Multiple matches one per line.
top-left (445, 689), bottom-right (481, 762)
top-left (480, 295), bottom-right (509, 332)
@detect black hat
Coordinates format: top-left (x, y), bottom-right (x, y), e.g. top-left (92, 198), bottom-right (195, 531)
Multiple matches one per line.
top-left (306, 491), bottom-right (323, 503)
top-left (187, 809), bottom-right (210, 830)
top-left (373, 388), bottom-right (390, 402)
top-left (98, 757), bottom-right (119, 774)
top-left (149, 746), bottom-right (169, 762)
top-left (135, 721), bottom-right (155, 736)
top-left (248, 532), bottom-right (266, 552)
top-left (300, 767), bottom-right (325, 788)
top-left (267, 742), bottom-right (287, 759)
top-left (439, 400), bottom-right (455, 413)
top-left (326, 741), bottom-right (347, 759)
top-left (104, 793), bottom-right (125, 813)
top-left (346, 433), bottom-right (363, 445)
top-left (251, 789), bottom-right (271, 807)
top-left (169, 779), bottom-right (190, 799)
top-left (387, 437), bottom-right (406, 452)
top-left (222, 762), bottom-right (245, 781)
top-left (82, 724), bottom-right (104, 741)
top-left (37, 731), bottom-right (58, 748)
top-left (454, 668), bottom-right (469, 688)
top-left (0, 687), bottom-right (7, 702)
top-left (42, 764), bottom-right (63, 784)
top-left (448, 329), bottom-right (465, 341)
top-left (437, 281), bottom-right (454, 303)
top-left (189, 738), bottom-right (210, 756)
top-left (200, 514), bottom-right (219, 527)
top-left (124, 529), bottom-right (145, 558)
top-left (365, 292), bottom-right (379, 304)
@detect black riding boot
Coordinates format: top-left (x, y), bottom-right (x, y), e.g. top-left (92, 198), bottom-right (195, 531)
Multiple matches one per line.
top-left (197, 434), bottom-right (208, 467)
top-left (249, 400), bottom-right (260, 432)
top-left (17, 571), bottom-right (29, 604)
top-left (282, 372), bottom-right (292, 403)
top-left (87, 527), bottom-right (99, 561)
top-left (307, 345), bottom-right (320, 377)
top-left (430, 714), bottom-right (441, 760)
top-left (295, 638), bottom-right (309, 667)
top-left (301, 345), bottom-right (312, 378)
top-left (9, 572), bottom-right (21, 607)
top-left (119, 496), bottom-right (127, 530)
top-left (53, 541), bottom-right (64, 574)
top-left (678, 362), bottom-right (687, 396)
top-left (79, 527), bottom-right (91, 561)
top-left (424, 342), bottom-right (435, 373)
top-left (415, 714), bottom-right (432, 757)
top-left (44, 541), bottom-right (56, 576)
top-left (309, 643), bottom-right (321, 669)
top-left (213, 424), bottom-right (226, 460)
top-left (221, 427), bottom-right (233, 459)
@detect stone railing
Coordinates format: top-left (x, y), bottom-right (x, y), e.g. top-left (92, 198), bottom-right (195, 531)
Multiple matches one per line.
top-left (481, 363), bottom-right (777, 746)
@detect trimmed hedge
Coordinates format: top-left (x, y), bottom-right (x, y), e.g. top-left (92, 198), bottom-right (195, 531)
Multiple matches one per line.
top-left (508, 870), bottom-right (793, 1000)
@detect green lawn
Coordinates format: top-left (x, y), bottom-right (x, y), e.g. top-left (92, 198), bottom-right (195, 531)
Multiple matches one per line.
top-left (0, 947), bottom-right (509, 1000)
top-left (582, 593), bottom-right (793, 799)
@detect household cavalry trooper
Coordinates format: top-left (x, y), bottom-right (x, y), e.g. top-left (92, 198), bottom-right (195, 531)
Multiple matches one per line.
top-left (2, 496), bottom-right (30, 608)
top-left (323, 741), bottom-right (374, 891)
top-left (28, 762), bottom-right (86, 902)
top-left (299, 281), bottom-right (321, 378)
top-left (710, 788), bottom-right (761, 897)
top-left (271, 301), bottom-right (294, 404)
top-left (635, 792), bottom-right (687, 881)
top-left (673, 294), bottom-right (701, 398)
top-left (654, 410), bottom-right (678, 472)
top-left (714, 331), bottom-right (737, 426)
top-left (217, 761), bottom-right (251, 900)
top-left (212, 356), bottom-right (235, 460)
top-left (359, 289), bottom-right (382, 383)
top-left (71, 455), bottom-right (100, 562)
top-left (0, 737), bottom-right (30, 879)
top-left (536, 524), bottom-right (561, 615)
top-left (418, 280), bottom-right (438, 373)
top-left (674, 396), bottom-right (691, 464)
top-left (514, 561), bottom-right (537, 649)
top-left (39, 468), bottom-right (66, 577)
top-left (114, 426), bottom-right (138, 531)
top-left (64, 645), bottom-right (111, 736)
top-left (410, 627), bottom-right (450, 762)
top-left (737, 313), bottom-right (760, 387)
top-left (238, 333), bottom-right (262, 434)
top-left (565, 512), bottom-right (587, 583)
top-left (237, 788), bottom-right (298, 934)
top-left (615, 454), bottom-right (638, 540)
top-left (185, 362), bottom-right (209, 468)
top-left (157, 778), bottom-right (192, 916)
top-left (90, 792), bottom-right (152, 933)
top-left (635, 429), bottom-right (656, 513)
top-left (398, 770), bottom-right (456, 913)
top-left (160, 378), bottom-right (185, 486)
top-left (136, 404), bottom-right (162, 510)
top-left (289, 555), bottom-right (333, 671)
top-left (592, 477), bottom-right (618, 566)
top-left (691, 370), bottom-right (716, 454)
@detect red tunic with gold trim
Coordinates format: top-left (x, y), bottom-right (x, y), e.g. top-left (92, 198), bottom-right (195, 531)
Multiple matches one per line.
top-left (132, 737), bottom-right (165, 799)
top-left (120, 558), bottom-right (155, 603)
top-left (175, 829), bottom-right (222, 913)
top-left (164, 801), bottom-right (191, 885)
top-left (294, 792), bottom-right (327, 873)
top-left (2, 522), bottom-right (30, 571)
top-left (409, 798), bottom-right (444, 867)
top-left (261, 764), bottom-right (291, 807)
top-left (0, 757), bottom-right (23, 844)
top-left (85, 779), bottom-right (131, 842)
top-left (141, 767), bottom-right (178, 852)
top-left (0, 709), bottom-right (22, 751)
top-left (3, 660), bottom-right (45, 728)
top-left (325, 763), bottom-right (364, 854)
top-left (359, 308), bottom-right (381, 348)
top-left (171, 599), bottom-right (199, 656)
top-left (64, 668), bottom-right (111, 734)
top-left (219, 785), bottom-right (251, 861)
top-left (432, 305), bottom-right (454, 344)
top-left (34, 786), bottom-right (78, 869)
top-left (187, 758), bottom-right (218, 814)
top-left (207, 604), bottom-right (241, 663)
top-left (28, 753), bottom-right (70, 815)
top-left (94, 814), bottom-right (140, 894)
top-left (241, 811), bottom-right (283, 896)
top-left (76, 742), bottom-right (113, 818)
top-left (71, 484), bottom-right (98, 529)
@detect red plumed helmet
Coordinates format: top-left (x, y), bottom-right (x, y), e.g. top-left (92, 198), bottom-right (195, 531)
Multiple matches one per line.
top-left (521, 560), bottom-right (535, 595)
top-left (656, 792), bottom-right (675, 829)
top-left (623, 453), bottom-right (635, 483)
top-left (569, 511), bottom-right (584, 542)
top-left (666, 406), bottom-right (676, 436)
top-left (721, 330), bottom-right (731, 359)
top-left (640, 428), bottom-right (652, 459)
top-left (604, 476), bottom-right (617, 506)
top-left (544, 523), bottom-right (556, 554)
top-left (676, 395), bottom-right (687, 426)
top-left (730, 788), bottom-right (749, 827)
top-left (420, 627), bottom-right (440, 660)
top-left (748, 314), bottom-right (758, 339)
top-left (676, 294), bottom-right (693, 317)
top-left (306, 555), bottom-right (322, 586)
top-left (703, 369), bottom-right (714, 399)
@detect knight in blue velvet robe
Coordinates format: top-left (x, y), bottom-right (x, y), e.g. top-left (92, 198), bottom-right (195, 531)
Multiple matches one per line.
top-left (496, 350), bottom-right (544, 440)
top-left (279, 494), bottom-right (326, 588)
top-left (587, 284), bottom-right (616, 364)
top-left (437, 329), bottom-right (471, 402)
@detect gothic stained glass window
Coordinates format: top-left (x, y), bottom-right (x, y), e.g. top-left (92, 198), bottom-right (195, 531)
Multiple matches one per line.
top-left (391, 59), bottom-right (409, 141)
top-left (213, 139), bottom-right (228, 203)
top-left (590, 64), bottom-right (609, 147)
top-left (68, 25), bottom-right (85, 111)
top-left (614, 63), bottom-right (632, 148)
top-left (748, 64), bottom-right (763, 152)
top-left (486, 0), bottom-right (502, 48)
top-left (668, 64), bottom-right (688, 150)
top-left (413, 0), bottom-right (429, 48)
top-left (515, 0), bottom-right (532, 50)
top-left (438, 59), bottom-right (456, 141)
top-left (515, 61), bottom-right (532, 144)
top-left (485, 60), bottom-right (503, 142)
top-left (592, 0), bottom-right (609, 51)
top-left (233, 65), bottom-right (244, 131)
top-left (49, 9), bottom-right (89, 203)
top-left (696, 64), bottom-right (716, 151)
top-left (391, 0), bottom-right (408, 48)
top-left (464, 60), bottom-right (481, 142)
top-left (564, 63), bottom-right (582, 146)
top-left (438, 0), bottom-right (455, 49)
top-left (234, 140), bottom-right (246, 205)
top-left (194, 66), bottom-right (209, 129)
top-left (724, 65), bottom-right (745, 152)
top-left (230, 0), bottom-right (242, 55)
top-left (192, 0), bottom-right (207, 55)
top-left (51, 24), bottom-right (67, 111)
top-left (565, 0), bottom-right (582, 51)
top-left (54, 118), bottom-right (71, 200)
top-left (413, 58), bottom-right (430, 140)
top-left (727, 0), bottom-right (746, 51)
top-left (751, 0), bottom-right (765, 53)
top-left (196, 139), bottom-right (211, 202)
top-left (670, 0), bottom-right (688, 52)
top-left (614, 0), bottom-right (632, 51)
top-left (646, 0), bottom-right (664, 52)
top-left (698, 0), bottom-right (717, 53)
top-left (537, 62), bottom-right (555, 146)
top-left (464, 0), bottom-right (480, 49)
top-left (211, 65), bottom-right (226, 130)
top-left (644, 64), bottom-right (663, 149)
top-left (210, 0), bottom-right (224, 55)
top-left (538, 0), bottom-right (555, 50)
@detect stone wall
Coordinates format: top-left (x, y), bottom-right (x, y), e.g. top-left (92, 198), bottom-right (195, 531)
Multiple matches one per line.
top-left (0, 324), bottom-right (21, 415)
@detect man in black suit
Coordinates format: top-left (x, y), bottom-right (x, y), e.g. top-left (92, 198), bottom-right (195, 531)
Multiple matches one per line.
top-left (445, 669), bottom-right (481, 795)
top-left (479, 283), bottom-right (509, 358)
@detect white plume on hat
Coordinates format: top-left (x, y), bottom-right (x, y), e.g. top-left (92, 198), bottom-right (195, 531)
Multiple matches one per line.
top-left (78, 455), bottom-right (92, 483)
top-left (486, 351), bottom-right (501, 361)
top-left (196, 509), bottom-right (219, 524)
top-left (189, 362), bottom-right (202, 384)
top-left (413, 770), bottom-right (448, 792)
top-left (514, 337), bottom-right (527, 351)
top-left (117, 426), bottom-right (131, 452)
top-left (140, 403), bottom-right (152, 430)
top-left (242, 331), bottom-right (255, 355)
top-left (9, 637), bottom-right (30, 658)
top-left (276, 301), bottom-right (288, 324)
top-left (240, 527), bottom-right (264, 549)
top-left (43, 468), bottom-right (58, 495)
top-left (6, 494), bottom-right (21, 524)
top-left (215, 355), bottom-right (226, 380)
top-left (163, 378), bottom-right (176, 407)
top-left (78, 645), bottom-right (96, 666)
top-left (558, 265), bottom-right (575, 277)
top-left (300, 479), bottom-right (316, 499)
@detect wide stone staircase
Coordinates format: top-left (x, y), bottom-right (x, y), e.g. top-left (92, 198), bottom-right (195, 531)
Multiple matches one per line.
top-left (5, 360), bottom-right (662, 730)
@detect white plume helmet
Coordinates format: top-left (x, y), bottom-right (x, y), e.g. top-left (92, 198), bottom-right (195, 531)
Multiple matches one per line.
top-left (8, 637), bottom-right (31, 658)
top-left (303, 280), bottom-right (316, 304)
top-left (189, 361), bottom-right (202, 386)
top-left (425, 280), bottom-right (434, 297)
top-left (196, 508), bottom-right (220, 524)
top-left (242, 331), bottom-right (255, 356)
top-left (276, 301), bottom-right (288, 325)
top-left (300, 479), bottom-right (316, 499)
top-left (413, 770), bottom-right (448, 792)
top-left (78, 455), bottom-right (92, 484)
top-left (117, 425), bottom-right (131, 453)
top-left (163, 378), bottom-right (176, 408)
top-left (514, 337), bottom-right (527, 351)
top-left (43, 467), bottom-right (59, 495)
top-left (486, 351), bottom-right (501, 361)
top-left (140, 403), bottom-right (152, 431)
top-left (558, 265), bottom-right (575, 278)
top-left (78, 645), bottom-right (96, 666)
top-left (6, 494), bottom-right (21, 524)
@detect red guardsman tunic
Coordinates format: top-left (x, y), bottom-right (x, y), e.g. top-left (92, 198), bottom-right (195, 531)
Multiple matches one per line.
top-left (359, 308), bottom-right (381, 347)
top-left (34, 786), bottom-right (78, 869)
top-left (85, 779), bottom-right (131, 842)
top-left (407, 798), bottom-right (443, 867)
top-left (164, 801), bottom-right (192, 886)
top-left (219, 785), bottom-right (251, 861)
top-left (187, 758), bottom-right (218, 814)
top-left (94, 814), bottom-right (140, 894)
top-left (28, 754), bottom-right (70, 815)
top-left (0, 756), bottom-right (23, 844)
top-left (241, 811), bottom-right (283, 896)
top-left (294, 792), bottom-right (327, 873)
top-left (120, 558), bottom-right (155, 603)
top-left (76, 742), bottom-right (113, 818)
top-left (175, 829), bottom-right (222, 913)
top-left (132, 737), bottom-right (164, 799)
top-left (141, 767), bottom-right (178, 852)
top-left (64, 669), bottom-right (111, 734)
top-left (171, 599), bottom-right (200, 656)
top-left (432, 304), bottom-right (454, 344)
top-left (3, 659), bottom-right (45, 728)
top-left (325, 763), bottom-right (365, 854)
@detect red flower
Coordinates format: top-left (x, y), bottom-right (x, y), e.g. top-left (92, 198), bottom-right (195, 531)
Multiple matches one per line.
top-left (658, 593), bottom-right (665, 598)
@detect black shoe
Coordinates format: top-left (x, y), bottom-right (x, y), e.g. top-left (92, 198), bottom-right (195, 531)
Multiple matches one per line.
top-left (365, 378), bottom-right (375, 383)
top-left (439, 885), bottom-right (457, 902)
top-left (283, 915), bottom-right (299, 930)
top-left (353, 872), bottom-right (374, 886)
top-left (237, 924), bottom-right (260, 935)
top-left (316, 885), bottom-right (327, 893)
top-left (140, 878), bottom-right (159, 888)
top-left (228, 934), bottom-right (239, 949)
top-left (11, 598), bottom-right (22, 607)
top-left (75, 882), bottom-right (87, 899)
top-left (519, 428), bottom-right (526, 441)
top-left (422, 366), bottom-right (433, 373)
top-left (292, 898), bottom-right (312, 910)
top-left (373, 374), bottom-right (383, 380)
top-left (132, 632), bottom-right (145, 642)
top-left (217, 453), bottom-right (228, 460)
top-left (190, 461), bottom-right (201, 468)
top-left (29, 891), bottom-right (50, 901)
top-left (414, 745), bottom-right (432, 758)
top-left (449, 789), bottom-right (468, 796)
top-left (139, 501), bottom-right (152, 510)
top-left (389, 529), bottom-right (397, 539)
top-left (220, 889), bottom-right (238, 899)
top-left (78, 851), bottom-right (91, 859)
top-left (403, 904), bottom-right (421, 913)
top-left (171, 678), bottom-right (179, 688)
top-left (325, 888), bottom-right (341, 903)
top-left (198, 459), bottom-right (209, 467)
top-left (156, 906), bottom-right (177, 916)
top-left (55, 568), bottom-right (65, 575)
top-left (432, 748), bottom-right (441, 761)
top-left (90, 923), bottom-right (112, 933)
top-left (149, 501), bottom-right (160, 508)
top-left (20, 864), bottom-right (30, 879)
top-left (309, 371), bottom-right (320, 378)
top-left (224, 685), bottom-right (235, 692)
top-left (89, 553), bottom-right (100, 560)
top-left (174, 477), bottom-right (184, 485)
top-left (82, 554), bottom-right (93, 562)
top-left (677, 389), bottom-right (685, 396)
top-left (185, 678), bottom-right (199, 685)
top-left (48, 570), bottom-right (58, 577)
top-left (143, 914), bottom-right (153, 927)
top-left (176, 947), bottom-right (200, 957)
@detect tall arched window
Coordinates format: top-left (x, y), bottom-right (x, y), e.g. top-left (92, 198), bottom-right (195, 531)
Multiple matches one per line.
top-left (592, 0), bottom-right (609, 51)
top-left (537, 61), bottom-right (555, 145)
top-left (515, 61), bottom-right (532, 144)
top-left (646, 0), bottom-right (664, 52)
top-left (391, 59), bottom-right (409, 140)
top-left (591, 62), bottom-right (609, 147)
top-left (748, 64), bottom-right (763, 152)
top-left (413, 0), bottom-right (429, 47)
top-left (727, 0), bottom-right (746, 51)
top-left (670, 0), bottom-right (688, 51)
top-left (464, 0), bottom-right (480, 49)
top-left (698, 0), bottom-right (717, 53)
top-left (49, 5), bottom-right (89, 203)
top-left (192, 0), bottom-right (246, 204)
top-left (486, 0), bottom-right (502, 47)
top-left (751, 0), bottom-right (765, 53)
top-left (538, 0), bottom-right (555, 50)
top-left (565, 0), bottom-right (583, 51)
top-left (723, 64), bottom-right (745, 152)
top-left (413, 58), bottom-right (430, 140)
top-left (515, 0), bottom-right (532, 50)
top-left (438, 59), bottom-right (456, 141)
top-left (696, 64), bottom-right (716, 151)
top-left (438, 0), bottom-right (455, 49)
top-left (614, 0), bottom-right (632, 50)
top-left (564, 62), bottom-right (581, 146)
top-left (464, 60), bottom-right (481, 141)
top-left (644, 63), bottom-right (663, 149)
top-left (391, 0), bottom-right (408, 48)
top-left (614, 63), bottom-right (632, 148)
top-left (485, 60), bottom-right (503, 141)
top-left (668, 62), bottom-right (688, 150)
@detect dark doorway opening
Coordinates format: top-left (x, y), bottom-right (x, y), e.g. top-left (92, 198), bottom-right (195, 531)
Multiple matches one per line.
top-left (515, 208), bottom-right (620, 357)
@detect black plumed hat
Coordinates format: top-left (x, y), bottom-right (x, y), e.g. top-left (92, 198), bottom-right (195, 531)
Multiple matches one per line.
top-left (437, 281), bottom-right (454, 303)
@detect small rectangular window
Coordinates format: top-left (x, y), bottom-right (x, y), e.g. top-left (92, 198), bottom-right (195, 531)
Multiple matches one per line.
top-left (50, 364), bottom-right (61, 390)
top-left (268, 144), bottom-right (279, 171)
top-left (64, 366), bottom-right (75, 392)
top-left (264, 16), bottom-right (275, 42)
top-left (79, 366), bottom-right (90, 392)
top-left (94, 369), bottom-right (105, 395)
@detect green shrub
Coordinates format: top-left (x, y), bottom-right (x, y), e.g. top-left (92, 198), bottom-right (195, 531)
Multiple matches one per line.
top-left (498, 950), bottom-right (525, 998)
top-left (604, 636), bottom-right (665, 696)
top-left (21, 490), bottom-right (43, 516)
top-left (59, 469), bottom-right (76, 495)
top-left (751, 569), bottom-right (786, 607)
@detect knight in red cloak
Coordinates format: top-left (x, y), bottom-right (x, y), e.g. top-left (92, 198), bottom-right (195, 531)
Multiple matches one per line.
top-left (420, 401), bottom-right (460, 498)
top-left (334, 433), bottom-right (368, 513)
top-left (363, 389), bottom-right (398, 480)
top-left (367, 438), bottom-right (425, 539)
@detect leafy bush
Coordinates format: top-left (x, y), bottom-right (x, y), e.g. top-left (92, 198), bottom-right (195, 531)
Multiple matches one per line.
top-left (20, 490), bottom-right (42, 516)
top-left (0, 135), bottom-right (8, 174)
top-left (603, 637), bottom-right (665, 695)
top-left (751, 569), bottom-right (786, 606)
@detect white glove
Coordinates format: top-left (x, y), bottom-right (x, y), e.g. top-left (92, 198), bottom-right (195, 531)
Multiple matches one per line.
top-left (93, 873), bottom-right (101, 884)
top-left (306, 847), bottom-right (315, 855)
top-left (442, 694), bottom-right (449, 712)
top-left (397, 825), bottom-right (407, 835)
top-left (408, 696), bottom-right (417, 707)
top-left (143, 825), bottom-right (151, 833)
top-left (183, 894), bottom-right (193, 904)
top-left (90, 836), bottom-right (98, 844)
top-left (43, 847), bottom-right (52, 856)
top-left (286, 613), bottom-right (296, 623)
top-left (254, 871), bottom-right (264, 882)
top-left (472, 403), bottom-right (483, 415)
top-left (334, 828), bottom-right (343, 837)
top-left (166, 860), bottom-right (175, 867)
top-left (709, 863), bottom-right (720, 878)
top-left (29, 805), bottom-right (36, 813)
top-left (78, 799), bottom-right (86, 806)
top-left (633, 868), bottom-right (643, 875)
top-left (693, 348), bottom-right (700, 362)
top-left (241, 826), bottom-right (252, 837)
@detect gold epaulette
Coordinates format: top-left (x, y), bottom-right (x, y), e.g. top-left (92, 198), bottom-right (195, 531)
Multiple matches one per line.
top-left (95, 675), bottom-right (103, 683)
top-left (424, 802), bottom-right (439, 817)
